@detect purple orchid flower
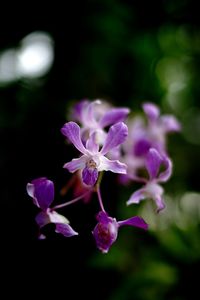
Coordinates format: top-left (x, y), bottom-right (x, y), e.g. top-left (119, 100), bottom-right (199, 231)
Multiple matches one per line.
top-left (71, 99), bottom-right (130, 145)
top-left (93, 211), bottom-right (148, 253)
top-left (61, 121), bottom-right (128, 186)
top-left (142, 102), bottom-right (181, 151)
top-left (127, 148), bottom-right (172, 213)
top-left (120, 102), bottom-right (180, 183)
top-left (26, 177), bottom-right (78, 238)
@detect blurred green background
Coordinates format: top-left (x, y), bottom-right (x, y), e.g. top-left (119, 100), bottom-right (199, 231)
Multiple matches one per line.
top-left (1, 0), bottom-right (200, 299)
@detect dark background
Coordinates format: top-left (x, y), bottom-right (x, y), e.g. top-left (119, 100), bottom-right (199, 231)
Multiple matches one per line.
top-left (1, 1), bottom-right (200, 299)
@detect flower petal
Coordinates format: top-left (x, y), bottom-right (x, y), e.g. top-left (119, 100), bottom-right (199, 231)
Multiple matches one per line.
top-left (118, 216), bottom-right (148, 230)
top-left (86, 132), bottom-right (99, 153)
top-left (27, 177), bottom-right (54, 210)
top-left (48, 210), bottom-right (69, 224)
top-left (82, 167), bottom-right (98, 186)
top-left (55, 223), bottom-right (78, 237)
top-left (99, 156), bottom-right (127, 174)
top-left (160, 115), bottom-right (181, 133)
top-left (99, 108), bottom-right (130, 128)
top-left (35, 211), bottom-right (50, 227)
top-left (100, 122), bottom-right (128, 155)
top-left (71, 99), bottom-right (89, 122)
top-left (155, 195), bottom-right (166, 213)
top-left (61, 121), bottom-right (86, 154)
top-left (158, 156), bottom-right (172, 182)
top-left (142, 102), bottom-right (160, 121)
top-left (36, 210), bottom-right (78, 237)
top-left (82, 100), bottom-right (101, 128)
top-left (134, 138), bottom-right (151, 156)
top-left (93, 212), bottom-right (118, 253)
top-left (127, 188), bottom-right (147, 205)
top-left (63, 155), bottom-right (87, 173)
top-left (145, 148), bottom-right (162, 179)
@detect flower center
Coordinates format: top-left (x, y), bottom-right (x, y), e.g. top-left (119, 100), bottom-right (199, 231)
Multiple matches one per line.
top-left (86, 159), bottom-right (97, 169)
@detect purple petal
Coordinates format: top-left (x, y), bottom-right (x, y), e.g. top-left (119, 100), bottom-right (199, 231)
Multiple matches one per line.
top-left (71, 99), bottom-right (89, 122)
top-left (118, 216), bottom-right (148, 230)
top-left (61, 122), bottom-right (86, 154)
top-left (27, 177), bottom-right (54, 211)
top-left (82, 100), bottom-right (101, 127)
top-left (96, 211), bottom-right (110, 222)
top-left (100, 122), bottom-right (128, 155)
top-left (93, 212), bottom-right (118, 253)
top-left (86, 132), bottom-right (99, 153)
top-left (99, 108), bottom-right (130, 128)
top-left (127, 188), bottom-right (147, 205)
top-left (38, 234), bottom-right (46, 240)
top-left (35, 210), bottom-right (69, 228)
top-left (55, 223), bottom-right (78, 237)
top-left (143, 102), bottom-right (160, 121)
top-left (127, 182), bottom-right (165, 211)
top-left (155, 195), bottom-right (166, 213)
top-left (134, 139), bottom-right (151, 156)
top-left (35, 211), bottom-right (50, 227)
top-left (36, 210), bottom-right (78, 237)
top-left (160, 115), bottom-right (181, 132)
top-left (145, 148), bottom-right (162, 179)
top-left (82, 167), bottom-right (98, 186)
top-left (99, 156), bottom-right (127, 174)
top-left (158, 156), bottom-right (172, 182)
top-left (63, 155), bottom-right (86, 173)
top-left (48, 210), bottom-right (70, 224)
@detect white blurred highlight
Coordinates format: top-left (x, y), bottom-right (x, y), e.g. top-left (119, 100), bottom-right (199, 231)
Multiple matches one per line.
top-left (17, 32), bottom-right (54, 78)
top-left (0, 31), bottom-right (54, 85)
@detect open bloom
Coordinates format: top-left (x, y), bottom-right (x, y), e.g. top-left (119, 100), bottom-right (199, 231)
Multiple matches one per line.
top-left (71, 99), bottom-right (130, 145)
top-left (26, 177), bottom-right (78, 238)
top-left (127, 148), bottom-right (172, 212)
top-left (120, 102), bottom-right (180, 183)
top-left (93, 211), bottom-right (148, 253)
top-left (61, 121), bottom-right (128, 186)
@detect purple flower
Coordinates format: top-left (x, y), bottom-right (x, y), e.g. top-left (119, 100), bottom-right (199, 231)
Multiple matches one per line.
top-left (71, 99), bottom-right (130, 145)
top-left (26, 177), bottom-right (78, 238)
top-left (127, 148), bottom-right (172, 212)
top-left (61, 121), bottom-right (128, 186)
top-left (93, 211), bottom-right (148, 253)
top-left (120, 102), bottom-right (180, 182)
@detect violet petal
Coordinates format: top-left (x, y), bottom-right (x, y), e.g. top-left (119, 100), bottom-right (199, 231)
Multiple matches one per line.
top-left (82, 167), bottom-right (98, 186)
top-left (71, 99), bottom-right (89, 122)
top-left (118, 216), bottom-right (148, 230)
top-left (99, 108), bottom-right (130, 128)
top-left (143, 102), bottom-right (160, 121)
top-left (63, 155), bottom-right (87, 173)
top-left (158, 156), bottom-right (172, 182)
top-left (61, 121), bottom-right (87, 154)
top-left (83, 100), bottom-right (101, 127)
top-left (100, 122), bottom-right (128, 155)
top-left (86, 132), bottom-right (99, 153)
top-left (92, 214), bottom-right (118, 253)
top-left (127, 188), bottom-right (147, 205)
top-left (99, 156), bottom-right (127, 174)
top-left (160, 115), bottom-right (181, 132)
top-left (155, 195), bottom-right (166, 213)
top-left (134, 138), bottom-right (151, 156)
top-left (35, 211), bottom-right (51, 228)
top-left (27, 177), bottom-right (54, 211)
top-left (55, 223), bottom-right (78, 237)
top-left (145, 148), bottom-right (163, 179)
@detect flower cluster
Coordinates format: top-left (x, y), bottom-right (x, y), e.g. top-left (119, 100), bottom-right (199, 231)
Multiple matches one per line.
top-left (27, 100), bottom-right (180, 253)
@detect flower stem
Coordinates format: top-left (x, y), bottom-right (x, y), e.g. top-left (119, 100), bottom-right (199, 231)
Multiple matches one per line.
top-left (96, 186), bottom-right (105, 212)
top-left (95, 171), bottom-right (104, 189)
top-left (52, 190), bottom-right (92, 210)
